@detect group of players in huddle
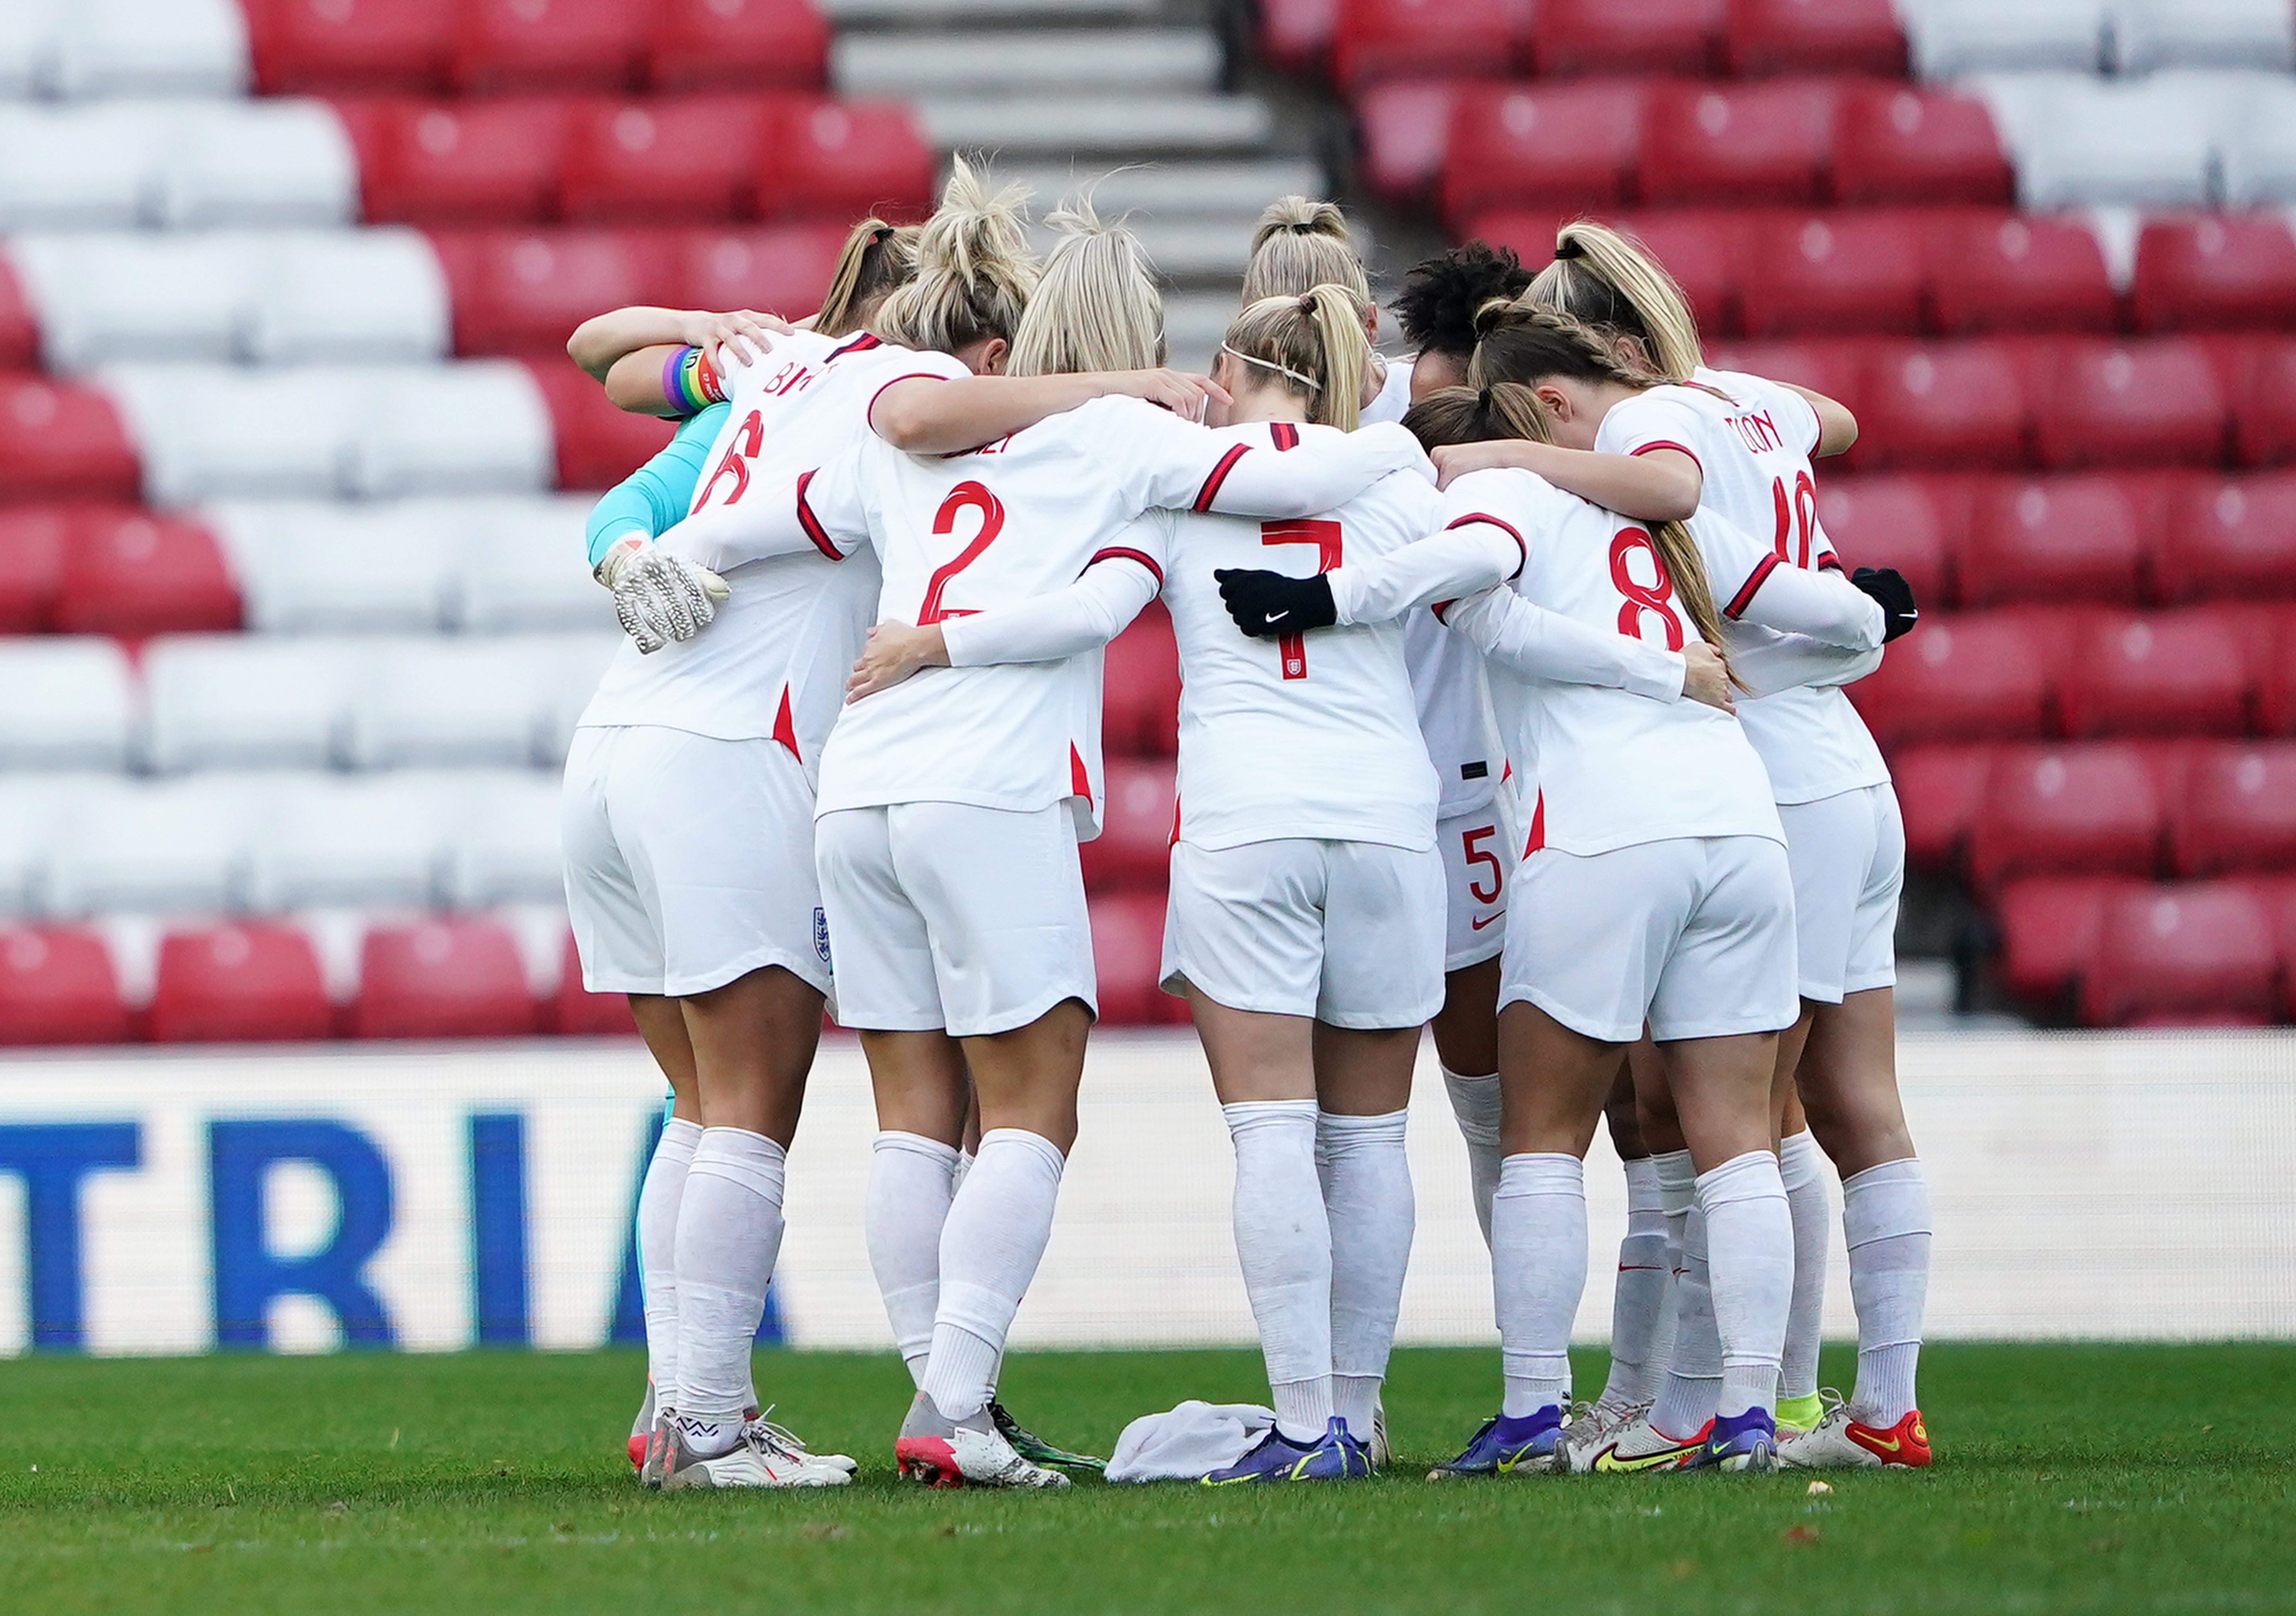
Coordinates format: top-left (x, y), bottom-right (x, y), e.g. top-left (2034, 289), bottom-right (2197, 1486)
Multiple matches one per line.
top-left (558, 159), bottom-right (1935, 1489)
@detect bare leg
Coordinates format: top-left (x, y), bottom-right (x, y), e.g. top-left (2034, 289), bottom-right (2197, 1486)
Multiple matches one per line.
top-left (680, 965), bottom-right (823, 1147)
top-left (1795, 988), bottom-right (1913, 1177)
top-left (629, 993), bottom-right (699, 1121)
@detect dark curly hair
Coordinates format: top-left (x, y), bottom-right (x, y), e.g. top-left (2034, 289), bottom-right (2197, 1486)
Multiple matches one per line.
top-left (1390, 240), bottom-right (1534, 364)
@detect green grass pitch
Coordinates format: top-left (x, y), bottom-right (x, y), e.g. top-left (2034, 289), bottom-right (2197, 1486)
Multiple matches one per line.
top-left (0, 1343), bottom-right (2288, 1615)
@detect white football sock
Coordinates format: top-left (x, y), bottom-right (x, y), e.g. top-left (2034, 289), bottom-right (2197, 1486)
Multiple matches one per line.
top-left (921, 1128), bottom-right (1065, 1424)
top-left (1779, 1129), bottom-right (1830, 1404)
top-left (1700, 1150), bottom-right (1794, 1425)
top-left (1492, 1152), bottom-right (1584, 1419)
top-left (1225, 1100), bottom-right (1332, 1443)
top-left (1649, 1150), bottom-right (1717, 1441)
top-left (670, 1128), bottom-right (786, 1452)
top-left (866, 1131), bottom-right (959, 1388)
top-left (637, 1115), bottom-right (701, 1408)
top-left (1440, 1066), bottom-right (1502, 1249)
top-left (1598, 1155), bottom-right (1671, 1410)
top-left (1843, 1157), bottom-right (1931, 1424)
top-left (1317, 1108), bottom-right (1413, 1436)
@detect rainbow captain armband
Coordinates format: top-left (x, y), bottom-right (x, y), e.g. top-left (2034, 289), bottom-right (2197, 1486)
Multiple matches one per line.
top-left (662, 344), bottom-right (728, 415)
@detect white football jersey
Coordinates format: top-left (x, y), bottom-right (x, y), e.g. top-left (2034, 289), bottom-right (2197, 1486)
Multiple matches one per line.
top-left (1443, 466), bottom-right (1783, 857)
top-left (1358, 349), bottom-right (1506, 816)
top-left (795, 395), bottom-right (1408, 834)
top-left (575, 332), bottom-right (965, 782)
top-left (1163, 420), bottom-right (1443, 853)
top-left (1600, 376), bottom-right (1890, 805)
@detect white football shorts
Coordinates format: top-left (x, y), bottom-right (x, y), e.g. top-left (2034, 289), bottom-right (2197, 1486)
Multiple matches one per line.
top-left (562, 725), bottom-right (831, 1000)
top-left (1436, 800), bottom-right (1517, 973)
top-left (1160, 837), bottom-right (1447, 1029)
top-left (1776, 781), bottom-right (1904, 1005)
top-left (814, 800), bottom-right (1096, 1038)
top-left (1500, 834), bottom-right (1798, 1044)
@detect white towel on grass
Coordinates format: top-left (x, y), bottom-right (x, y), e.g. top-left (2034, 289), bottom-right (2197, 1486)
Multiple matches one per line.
top-left (1105, 1400), bottom-right (1277, 1483)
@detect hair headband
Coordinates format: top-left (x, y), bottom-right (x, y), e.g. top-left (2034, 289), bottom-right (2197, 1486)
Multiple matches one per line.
top-left (1553, 237), bottom-right (1586, 261)
top-left (1221, 343), bottom-right (1321, 391)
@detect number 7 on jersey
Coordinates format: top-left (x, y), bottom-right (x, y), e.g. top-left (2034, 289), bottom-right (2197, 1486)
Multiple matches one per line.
top-left (1260, 519), bottom-right (1343, 679)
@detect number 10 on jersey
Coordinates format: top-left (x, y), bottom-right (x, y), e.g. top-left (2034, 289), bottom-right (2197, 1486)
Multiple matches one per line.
top-left (1260, 519), bottom-right (1343, 680)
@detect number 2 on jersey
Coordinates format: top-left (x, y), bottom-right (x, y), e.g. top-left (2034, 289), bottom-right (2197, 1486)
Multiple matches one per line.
top-left (1259, 519), bottom-right (1343, 679)
top-left (1609, 527), bottom-right (1685, 650)
top-left (917, 480), bottom-right (1005, 625)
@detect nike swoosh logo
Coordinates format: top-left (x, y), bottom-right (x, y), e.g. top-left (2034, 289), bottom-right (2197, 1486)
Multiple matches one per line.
top-left (1592, 1444), bottom-right (1693, 1473)
top-left (1856, 1432), bottom-right (1902, 1453)
top-left (1470, 910), bottom-right (1506, 931)
top-left (1264, 610), bottom-right (1291, 627)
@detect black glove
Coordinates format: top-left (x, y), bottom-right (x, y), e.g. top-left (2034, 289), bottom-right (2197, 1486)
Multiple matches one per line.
top-left (1215, 568), bottom-right (1337, 639)
top-left (1850, 565), bottom-right (1918, 643)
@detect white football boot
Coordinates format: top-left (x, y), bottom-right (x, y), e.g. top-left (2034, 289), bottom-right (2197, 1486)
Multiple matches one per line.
top-left (894, 1393), bottom-right (1069, 1489)
top-left (1560, 1406), bottom-right (1706, 1474)
top-left (657, 1414), bottom-right (853, 1490)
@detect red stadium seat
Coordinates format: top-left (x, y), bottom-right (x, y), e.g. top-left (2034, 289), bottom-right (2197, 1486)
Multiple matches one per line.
top-left (1103, 603), bottom-right (1181, 757)
top-left (2133, 214), bottom-right (2296, 334)
top-left (2057, 608), bottom-right (2252, 738)
top-left (2152, 472), bottom-right (2296, 603)
top-left (1855, 342), bottom-right (2031, 470)
top-left (1531, 0), bottom-right (1722, 75)
top-left (2170, 742), bottom-right (2296, 876)
top-left (247, 0), bottom-right (452, 94)
top-left (1355, 81), bottom-right (1464, 205)
top-left (678, 224), bottom-right (850, 322)
top-left (432, 228), bottom-right (680, 356)
top-left (1956, 475), bottom-right (2147, 608)
top-left (2232, 337), bottom-right (2296, 468)
top-left (1598, 211), bottom-right (1756, 340)
top-left (1080, 757), bottom-right (1176, 894)
top-left (1258, 0), bottom-right (1339, 73)
top-left (0, 379), bottom-right (139, 503)
top-left (354, 918), bottom-right (538, 1039)
top-left (452, 0), bottom-right (649, 92)
top-left (1724, 0), bottom-right (1905, 75)
top-left (2082, 881), bottom-right (2276, 1025)
top-left (1924, 212), bottom-right (2119, 336)
top-left (0, 256), bottom-right (38, 370)
top-left (560, 96), bottom-right (771, 223)
top-left (1968, 741), bottom-right (2164, 889)
top-left (524, 360), bottom-right (677, 490)
top-left (2240, 606), bottom-right (2296, 735)
top-left (2034, 340), bottom-right (2229, 470)
top-left (0, 927), bottom-right (128, 1046)
top-left (648, 0), bottom-right (828, 92)
top-left (1833, 86), bottom-right (2013, 207)
top-left (1846, 608), bottom-right (2058, 746)
top-left (553, 935), bottom-right (637, 1035)
top-left (55, 508), bottom-right (241, 636)
top-left (1815, 474), bottom-right (1953, 606)
top-left (0, 507), bottom-right (69, 631)
top-left (1089, 893), bottom-right (1186, 1026)
top-left (753, 99), bottom-right (934, 223)
top-left (1641, 81), bottom-right (1838, 208)
top-left (1738, 211), bottom-right (1924, 337)
top-left (1332, 0), bottom-right (1524, 88)
top-left (1440, 81), bottom-right (1647, 225)
top-left (149, 924), bottom-right (332, 1043)
top-left (1890, 741), bottom-right (1994, 868)
top-left (348, 96), bottom-right (577, 225)
top-left (1702, 337), bottom-right (1868, 418)
top-left (1993, 875), bottom-right (2123, 1014)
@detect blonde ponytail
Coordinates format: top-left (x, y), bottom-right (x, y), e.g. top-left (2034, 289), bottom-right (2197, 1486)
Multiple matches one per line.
top-left (815, 217), bottom-right (921, 338)
top-left (1525, 220), bottom-right (1704, 381)
top-left (1647, 519), bottom-right (1728, 665)
top-left (1220, 284), bottom-right (1372, 432)
top-left (1005, 196), bottom-right (1165, 377)
top-left (869, 156), bottom-right (1037, 356)
top-left (1467, 299), bottom-right (1672, 395)
top-left (1239, 196), bottom-right (1373, 308)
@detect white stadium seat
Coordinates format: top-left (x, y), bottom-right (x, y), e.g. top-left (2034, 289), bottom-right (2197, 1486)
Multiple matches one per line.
top-left (2208, 75), bottom-right (2296, 204)
top-left (205, 500), bottom-right (455, 632)
top-left (45, 773), bottom-right (266, 916)
top-left (0, 0), bottom-right (61, 99)
top-left (155, 100), bottom-right (356, 229)
top-left (46, 0), bottom-right (249, 101)
top-left (0, 103), bottom-right (174, 229)
top-left (7, 233), bottom-right (256, 369)
top-left (100, 365), bottom-right (360, 503)
top-left (244, 771), bottom-right (455, 912)
top-left (346, 638), bottom-right (553, 769)
top-left (0, 774), bottom-right (111, 917)
top-left (141, 635), bottom-right (364, 772)
top-left (247, 229), bottom-right (452, 366)
top-left (450, 497), bottom-right (609, 632)
top-left (347, 362), bottom-right (554, 499)
top-left (0, 638), bottom-right (136, 771)
top-left (444, 771), bottom-right (569, 908)
top-left (1901, 0), bottom-right (2108, 77)
top-left (2109, 0), bottom-right (2295, 74)
top-left (1972, 74), bottom-right (2216, 208)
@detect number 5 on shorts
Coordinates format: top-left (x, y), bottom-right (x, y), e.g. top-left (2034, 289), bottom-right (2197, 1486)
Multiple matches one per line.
top-left (1461, 824), bottom-right (1503, 905)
